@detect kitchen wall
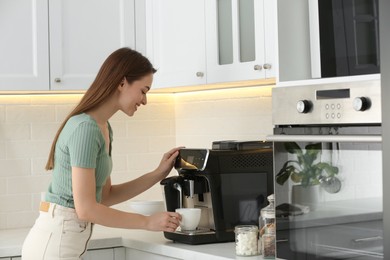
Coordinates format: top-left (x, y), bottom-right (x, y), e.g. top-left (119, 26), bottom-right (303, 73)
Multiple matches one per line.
top-left (0, 85), bottom-right (273, 229)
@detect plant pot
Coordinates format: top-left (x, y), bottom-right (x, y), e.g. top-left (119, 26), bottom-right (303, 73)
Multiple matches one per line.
top-left (291, 184), bottom-right (321, 210)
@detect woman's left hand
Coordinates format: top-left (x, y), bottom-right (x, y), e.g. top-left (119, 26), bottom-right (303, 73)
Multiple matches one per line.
top-left (156, 147), bottom-right (183, 178)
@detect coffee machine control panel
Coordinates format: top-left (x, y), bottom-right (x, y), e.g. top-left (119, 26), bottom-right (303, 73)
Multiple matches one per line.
top-left (175, 149), bottom-right (210, 171)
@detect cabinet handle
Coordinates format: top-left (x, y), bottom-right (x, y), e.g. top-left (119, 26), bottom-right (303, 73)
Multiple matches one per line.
top-left (254, 65), bottom-right (262, 71)
top-left (54, 78), bottom-right (61, 83)
top-left (196, 72), bottom-right (204, 77)
top-left (263, 63), bottom-right (272, 70)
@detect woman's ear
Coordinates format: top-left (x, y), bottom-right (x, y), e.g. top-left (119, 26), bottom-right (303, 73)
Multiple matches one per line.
top-left (119, 78), bottom-right (126, 88)
top-left (117, 81), bottom-right (125, 92)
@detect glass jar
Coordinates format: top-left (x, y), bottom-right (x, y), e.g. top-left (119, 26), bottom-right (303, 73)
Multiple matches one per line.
top-left (234, 225), bottom-right (259, 256)
top-left (262, 232), bottom-right (276, 259)
top-left (259, 194), bottom-right (276, 258)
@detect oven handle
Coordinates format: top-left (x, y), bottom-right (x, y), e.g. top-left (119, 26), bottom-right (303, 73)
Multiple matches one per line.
top-left (266, 135), bottom-right (382, 143)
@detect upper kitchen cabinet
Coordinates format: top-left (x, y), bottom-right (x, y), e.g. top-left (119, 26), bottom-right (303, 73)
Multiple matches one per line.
top-left (49, 0), bottom-right (135, 91)
top-left (205, 0), bottom-right (277, 84)
top-left (0, 0), bottom-right (135, 91)
top-left (277, 0), bottom-right (380, 84)
top-left (0, 0), bottom-right (49, 91)
top-left (135, 0), bottom-right (207, 88)
top-left (136, 0), bottom-right (277, 90)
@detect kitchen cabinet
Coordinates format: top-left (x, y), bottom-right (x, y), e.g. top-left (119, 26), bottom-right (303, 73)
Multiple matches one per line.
top-left (125, 248), bottom-right (179, 260)
top-left (277, 0), bottom-right (380, 84)
top-left (0, 0), bottom-right (49, 91)
top-left (136, 0), bottom-right (276, 90)
top-left (0, 0), bottom-right (135, 91)
top-left (205, 0), bottom-right (277, 83)
top-left (135, 0), bottom-right (207, 88)
top-left (317, 0), bottom-right (380, 78)
top-left (83, 247), bottom-right (125, 260)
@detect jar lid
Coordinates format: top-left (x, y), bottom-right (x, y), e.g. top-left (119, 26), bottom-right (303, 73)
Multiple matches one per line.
top-left (234, 225), bottom-right (258, 233)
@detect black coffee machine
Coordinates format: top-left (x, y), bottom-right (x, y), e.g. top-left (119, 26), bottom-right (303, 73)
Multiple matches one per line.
top-left (160, 141), bottom-right (274, 245)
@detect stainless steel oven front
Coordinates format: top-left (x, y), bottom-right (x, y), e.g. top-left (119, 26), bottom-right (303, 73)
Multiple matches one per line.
top-left (267, 80), bottom-right (383, 260)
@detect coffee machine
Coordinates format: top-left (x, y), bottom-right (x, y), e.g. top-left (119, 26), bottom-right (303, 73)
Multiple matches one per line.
top-left (160, 141), bottom-right (274, 245)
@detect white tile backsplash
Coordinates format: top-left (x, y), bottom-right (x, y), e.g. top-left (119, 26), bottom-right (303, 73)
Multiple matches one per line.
top-left (0, 179), bottom-right (6, 195)
top-left (0, 106), bottom-right (5, 122)
top-left (175, 87), bottom-right (273, 148)
top-left (6, 105), bottom-right (56, 123)
top-left (2, 123), bottom-right (30, 140)
top-left (0, 194), bottom-right (32, 212)
top-left (0, 85), bottom-right (383, 230)
top-left (0, 141), bottom-right (5, 159)
top-left (0, 159), bottom-right (31, 177)
top-left (0, 86), bottom-right (273, 229)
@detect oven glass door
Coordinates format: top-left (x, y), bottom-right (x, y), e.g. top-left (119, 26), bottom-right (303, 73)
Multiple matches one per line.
top-left (272, 126), bottom-right (383, 260)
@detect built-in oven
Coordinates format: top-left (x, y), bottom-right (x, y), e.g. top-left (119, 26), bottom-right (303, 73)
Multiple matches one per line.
top-left (267, 79), bottom-right (383, 259)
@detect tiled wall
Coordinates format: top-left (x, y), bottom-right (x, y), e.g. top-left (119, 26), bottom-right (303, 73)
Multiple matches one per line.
top-left (174, 86), bottom-right (273, 147)
top-left (0, 86), bottom-right (273, 229)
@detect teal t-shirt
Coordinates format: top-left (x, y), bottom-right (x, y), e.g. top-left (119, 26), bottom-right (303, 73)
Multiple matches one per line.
top-left (46, 113), bottom-right (113, 208)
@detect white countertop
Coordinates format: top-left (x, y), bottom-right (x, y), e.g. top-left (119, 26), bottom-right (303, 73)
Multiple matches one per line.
top-left (0, 225), bottom-right (276, 259)
top-left (1, 198), bottom-right (381, 259)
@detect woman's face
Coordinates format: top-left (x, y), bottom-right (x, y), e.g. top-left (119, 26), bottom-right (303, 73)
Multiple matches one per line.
top-left (118, 73), bottom-right (153, 116)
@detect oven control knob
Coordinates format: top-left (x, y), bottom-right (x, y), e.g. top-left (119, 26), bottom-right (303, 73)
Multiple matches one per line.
top-left (296, 100), bottom-right (312, 113)
top-left (353, 97), bottom-right (370, 111)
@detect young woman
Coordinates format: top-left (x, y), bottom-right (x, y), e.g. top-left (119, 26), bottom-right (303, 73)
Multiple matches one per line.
top-left (21, 47), bottom-right (181, 259)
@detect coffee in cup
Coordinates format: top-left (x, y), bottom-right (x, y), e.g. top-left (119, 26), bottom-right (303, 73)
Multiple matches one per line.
top-left (175, 208), bottom-right (201, 231)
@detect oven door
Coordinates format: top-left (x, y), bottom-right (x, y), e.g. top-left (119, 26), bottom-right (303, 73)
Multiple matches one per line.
top-left (268, 126), bottom-right (383, 260)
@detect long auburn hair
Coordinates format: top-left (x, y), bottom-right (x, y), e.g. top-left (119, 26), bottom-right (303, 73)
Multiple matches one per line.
top-left (45, 47), bottom-right (156, 170)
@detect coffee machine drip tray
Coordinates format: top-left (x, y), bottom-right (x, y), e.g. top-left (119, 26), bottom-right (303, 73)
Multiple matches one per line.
top-left (164, 228), bottom-right (221, 245)
top-left (175, 228), bottom-right (215, 236)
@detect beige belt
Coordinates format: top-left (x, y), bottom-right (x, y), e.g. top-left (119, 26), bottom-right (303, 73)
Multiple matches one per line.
top-left (39, 201), bottom-right (51, 212)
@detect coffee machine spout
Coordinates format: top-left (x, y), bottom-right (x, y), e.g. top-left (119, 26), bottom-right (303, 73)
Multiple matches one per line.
top-left (185, 179), bottom-right (195, 198)
top-left (173, 183), bottom-right (183, 208)
top-left (160, 176), bottom-right (184, 211)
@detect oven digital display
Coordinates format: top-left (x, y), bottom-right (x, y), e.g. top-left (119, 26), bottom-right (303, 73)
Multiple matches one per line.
top-left (316, 88), bottom-right (350, 99)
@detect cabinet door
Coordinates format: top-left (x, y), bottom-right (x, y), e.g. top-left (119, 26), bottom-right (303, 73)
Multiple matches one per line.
top-left (49, 0), bottom-right (135, 91)
top-left (83, 248), bottom-right (114, 260)
top-left (343, 0), bottom-right (380, 76)
top-left (125, 248), bottom-right (180, 260)
top-left (205, 0), bottom-right (267, 84)
top-left (263, 0), bottom-right (277, 78)
top-left (138, 0), bottom-right (206, 89)
top-left (0, 0), bottom-right (50, 91)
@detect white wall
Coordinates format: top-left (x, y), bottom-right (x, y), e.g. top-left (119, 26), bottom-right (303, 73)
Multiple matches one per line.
top-left (174, 86), bottom-right (273, 147)
top-left (0, 85), bottom-right (273, 229)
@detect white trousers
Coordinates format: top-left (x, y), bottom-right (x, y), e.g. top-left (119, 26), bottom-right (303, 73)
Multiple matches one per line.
top-left (21, 202), bottom-right (93, 260)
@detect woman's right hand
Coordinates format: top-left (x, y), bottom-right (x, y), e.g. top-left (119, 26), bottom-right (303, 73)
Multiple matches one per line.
top-left (154, 147), bottom-right (184, 179)
top-left (146, 211), bottom-right (181, 232)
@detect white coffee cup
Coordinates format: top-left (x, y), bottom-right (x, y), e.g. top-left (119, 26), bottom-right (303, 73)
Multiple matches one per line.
top-left (175, 208), bottom-right (201, 231)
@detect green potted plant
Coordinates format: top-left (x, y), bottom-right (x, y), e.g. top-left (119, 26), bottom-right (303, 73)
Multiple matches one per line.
top-left (276, 142), bottom-right (339, 188)
top-left (276, 142), bottom-right (340, 208)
